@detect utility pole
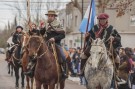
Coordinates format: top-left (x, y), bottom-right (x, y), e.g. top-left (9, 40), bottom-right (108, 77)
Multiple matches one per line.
top-left (27, 0), bottom-right (31, 24)
top-left (81, 0), bottom-right (84, 49)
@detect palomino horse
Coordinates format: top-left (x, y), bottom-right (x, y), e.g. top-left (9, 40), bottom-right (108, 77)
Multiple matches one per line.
top-left (21, 34), bottom-right (34, 89)
top-left (26, 35), bottom-right (65, 89)
top-left (11, 35), bottom-right (25, 88)
top-left (84, 38), bottom-right (114, 89)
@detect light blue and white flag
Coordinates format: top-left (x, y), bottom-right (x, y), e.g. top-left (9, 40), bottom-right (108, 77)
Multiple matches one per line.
top-left (80, 0), bottom-right (96, 33)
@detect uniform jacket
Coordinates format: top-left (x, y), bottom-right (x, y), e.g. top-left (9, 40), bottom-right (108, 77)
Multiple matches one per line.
top-left (40, 19), bottom-right (65, 45)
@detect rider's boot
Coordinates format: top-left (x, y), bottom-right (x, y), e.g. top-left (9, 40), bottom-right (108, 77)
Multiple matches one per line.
top-left (18, 47), bottom-right (24, 65)
top-left (61, 62), bottom-right (68, 79)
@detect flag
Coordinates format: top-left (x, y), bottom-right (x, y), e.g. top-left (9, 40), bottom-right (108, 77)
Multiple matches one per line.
top-left (80, 0), bottom-right (96, 33)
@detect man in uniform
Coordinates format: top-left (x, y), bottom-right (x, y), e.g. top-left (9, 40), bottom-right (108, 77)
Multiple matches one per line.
top-left (80, 13), bottom-right (122, 75)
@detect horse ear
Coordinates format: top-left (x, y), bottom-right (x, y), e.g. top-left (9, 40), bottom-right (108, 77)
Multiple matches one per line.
top-left (102, 38), bottom-right (105, 43)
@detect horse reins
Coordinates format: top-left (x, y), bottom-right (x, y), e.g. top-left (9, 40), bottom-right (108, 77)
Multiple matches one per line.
top-left (51, 42), bottom-right (60, 89)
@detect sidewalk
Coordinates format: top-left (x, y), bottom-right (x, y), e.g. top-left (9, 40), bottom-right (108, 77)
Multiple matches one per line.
top-left (68, 76), bottom-right (80, 82)
top-left (0, 54), bottom-right (5, 61)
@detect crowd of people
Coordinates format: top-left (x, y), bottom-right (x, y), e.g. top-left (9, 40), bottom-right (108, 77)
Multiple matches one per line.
top-left (67, 47), bottom-right (86, 85)
top-left (67, 46), bottom-right (135, 88)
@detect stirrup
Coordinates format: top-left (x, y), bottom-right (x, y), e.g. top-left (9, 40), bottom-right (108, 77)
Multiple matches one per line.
top-left (62, 73), bottom-right (68, 78)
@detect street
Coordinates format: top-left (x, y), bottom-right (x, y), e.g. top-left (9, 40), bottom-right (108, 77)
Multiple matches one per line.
top-left (0, 54), bottom-right (86, 89)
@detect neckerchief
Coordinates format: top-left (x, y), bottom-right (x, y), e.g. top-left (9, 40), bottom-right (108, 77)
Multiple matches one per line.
top-left (95, 22), bottom-right (108, 38)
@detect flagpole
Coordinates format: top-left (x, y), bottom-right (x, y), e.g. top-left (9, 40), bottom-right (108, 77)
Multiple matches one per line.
top-left (86, 0), bottom-right (93, 32)
top-left (83, 0), bottom-right (93, 51)
top-left (81, 0), bottom-right (84, 49)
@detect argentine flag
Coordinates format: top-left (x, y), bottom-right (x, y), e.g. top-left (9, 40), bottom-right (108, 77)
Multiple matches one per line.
top-left (80, 0), bottom-right (96, 33)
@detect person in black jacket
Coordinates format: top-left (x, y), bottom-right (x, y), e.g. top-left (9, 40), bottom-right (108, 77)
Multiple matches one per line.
top-left (80, 13), bottom-right (122, 75)
top-left (12, 26), bottom-right (24, 60)
top-left (28, 23), bottom-right (40, 36)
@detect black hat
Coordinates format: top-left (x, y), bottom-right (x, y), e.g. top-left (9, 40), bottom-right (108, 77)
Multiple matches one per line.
top-left (16, 26), bottom-right (23, 30)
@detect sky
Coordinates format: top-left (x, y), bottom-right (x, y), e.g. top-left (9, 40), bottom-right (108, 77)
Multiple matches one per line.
top-left (0, 0), bottom-right (71, 30)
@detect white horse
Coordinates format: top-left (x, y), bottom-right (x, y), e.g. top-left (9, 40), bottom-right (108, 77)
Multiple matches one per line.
top-left (84, 38), bottom-right (114, 89)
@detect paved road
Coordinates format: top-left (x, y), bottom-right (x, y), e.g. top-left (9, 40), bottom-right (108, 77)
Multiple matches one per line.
top-left (0, 54), bottom-right (86, 89)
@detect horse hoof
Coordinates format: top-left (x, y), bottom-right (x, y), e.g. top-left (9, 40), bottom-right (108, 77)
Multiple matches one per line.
top-left (15, 84), bottom-right (19, 88)
top-left (21, 87), bottom-right (25, 89)
top-left (11, 72), bottom-right (13, 76)
top-left (26, 86), bottom-right (30, 89)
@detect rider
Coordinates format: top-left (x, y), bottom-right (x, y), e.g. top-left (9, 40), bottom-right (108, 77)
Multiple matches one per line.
top-left (27, 23), bottom-right (40, 36)
top-left (40, 10), bottom-right (68, 78)
top-left (23, 23), bottom-right (40, 77)
top-left (12, 26), bottom-right (25, 60)
top-left (80, 13), bottom-right (122, 75)
top-left (25, 10), bottom-right (68, 78)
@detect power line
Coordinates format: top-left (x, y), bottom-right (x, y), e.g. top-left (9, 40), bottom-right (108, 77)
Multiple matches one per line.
top-left (0, 1), bottom-right (89, 3)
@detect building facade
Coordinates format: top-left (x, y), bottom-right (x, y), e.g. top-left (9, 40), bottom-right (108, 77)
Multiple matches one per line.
top-left (59, 0), bottom-right (135, 48)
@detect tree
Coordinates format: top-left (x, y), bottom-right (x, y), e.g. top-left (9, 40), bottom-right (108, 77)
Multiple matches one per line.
top-left (108, 0), bottom-right (135, 17)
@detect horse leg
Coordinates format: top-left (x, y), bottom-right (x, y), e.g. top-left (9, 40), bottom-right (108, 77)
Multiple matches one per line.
top-left (8, 63), bottom-right (10, 74)
top-left (11, 63), bottom-right (14, 76)
top-left (48, 84), bottom-right (55, 89)
top-left (60, 80), bottom-right (65, 89)
top-left (14, 67), bottom-right (19, 88)
top-left (43, 83), bottom-right (48, 89)
top-left (25, 76), bottom-right (30, 89)
top-left (31, 78), bottom-right (34, 89)
top-left (35, 80), bottom-right (42, 89)
top-left (21, 67), bottom-right (25, 88)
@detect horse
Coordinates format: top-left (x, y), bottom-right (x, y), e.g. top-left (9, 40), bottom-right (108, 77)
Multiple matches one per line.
top-left (84, 38), bottom-right (114, 89)
top-left (11, 34), bottom-right (25, 88)
top-left (21, 34), bottom-right (34, 89)
top-left (26, 35), bottom-right (66, 89)
top-left (5, 50), bottom-right (14, 76)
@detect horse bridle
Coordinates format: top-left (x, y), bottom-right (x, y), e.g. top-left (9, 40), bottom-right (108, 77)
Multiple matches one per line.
top-left (90, 44), bottom-right (107, 69)
top-left (26, 36), bottom-right (48, 59)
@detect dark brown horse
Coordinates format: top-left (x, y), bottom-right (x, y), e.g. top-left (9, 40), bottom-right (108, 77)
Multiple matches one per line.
top-left (11, 35), bottom-right (25, 88)
top-left (21, 34), bottom-right (34, 89)
top-left (5, 50), bottom-right (14, 76)
top-left (26, 35), bottom-right (65, 89)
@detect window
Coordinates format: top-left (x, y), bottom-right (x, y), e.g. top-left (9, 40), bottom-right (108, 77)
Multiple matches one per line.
top-left (62, 19), bottom-right (64, 27)
top-left (75, 15), bottom-right (78, 26)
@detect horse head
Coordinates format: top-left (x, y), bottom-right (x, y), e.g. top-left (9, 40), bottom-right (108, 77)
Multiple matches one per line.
top-left (88, 38), bottom-right (107, 70)
top-left (26, 36), bottom-right (44, 59)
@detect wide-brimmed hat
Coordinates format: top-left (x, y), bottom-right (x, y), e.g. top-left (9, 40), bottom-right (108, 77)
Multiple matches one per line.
top-left (45, 10), bottom-right (57, 17)
top-left (97, 13), bottom-right (109, 19)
